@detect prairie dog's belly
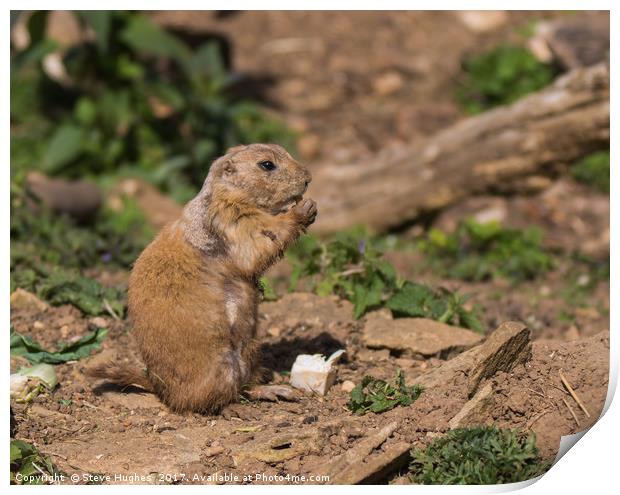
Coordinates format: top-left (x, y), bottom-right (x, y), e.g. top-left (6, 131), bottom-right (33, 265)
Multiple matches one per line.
top-left (222, 278), bottom-right (259, 382)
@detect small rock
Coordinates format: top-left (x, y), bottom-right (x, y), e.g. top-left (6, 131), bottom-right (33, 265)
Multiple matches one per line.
top-left (10, 289), bottom-right (49, 313)
top-left (204, 445), bottom-right (225, 457)
top-left (89, 316), bottom-right (109, 329)
top-left (266, 326), bottom-right (282, 338)
top-left (417, 321), bottom-right (532, 395)
top-left (473, 205), bottom-right (507, 225)
top-left (356, 348), bottom-right (391, 362)
top-left (456, 11), bottom-right (508, 32)
top-left (467, 321), bottom-right (531, 397)
top-left (528, 16), bottom-right (609, 69)
top-left (449, 383), bottom-right (495, 429)
top-left (539, 285), bottom-right (551, 297)
top-left (33, 321), bottom-right (45, 330)
top-left (340, 380), bottom-right (356, 393)
top-left (302, 415), bottom-right (318, 424)
top-left (372, 71), bottom-right (404, 96)
top-left (363, 316), bottom-right (482, 357)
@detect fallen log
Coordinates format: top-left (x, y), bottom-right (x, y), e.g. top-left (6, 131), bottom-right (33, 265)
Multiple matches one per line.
top-left (309, 63), bottom-right (609, 234)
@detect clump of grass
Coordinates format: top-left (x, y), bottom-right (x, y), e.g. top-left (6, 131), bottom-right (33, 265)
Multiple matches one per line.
top-left (286, 227), bottom-right (483, 331)
top-left (419, 219), bottom-right (554, 283)
top-left (570, 150), bottom-right (610, 193)
top-left (347, 370), bottom-right (423, 415)
top-left (11, 191), bottom-right (153, 271)
top-left (10, 188), bottom-right (150, 315)
top-left (409, 426), bottom-right (549, 484)
top-left (457, 44), bottom-right (556, 114)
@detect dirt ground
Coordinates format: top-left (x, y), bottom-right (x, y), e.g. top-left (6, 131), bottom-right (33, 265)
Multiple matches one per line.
top-left (10, 10), bottom-right (610, 485)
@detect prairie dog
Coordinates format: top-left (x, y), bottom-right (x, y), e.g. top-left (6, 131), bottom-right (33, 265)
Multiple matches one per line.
top-left (89, 144), bottom-right (316, 413)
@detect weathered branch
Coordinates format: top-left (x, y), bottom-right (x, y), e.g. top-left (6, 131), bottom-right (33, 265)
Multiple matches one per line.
top-left (309, 63), bottom-right (609, 234)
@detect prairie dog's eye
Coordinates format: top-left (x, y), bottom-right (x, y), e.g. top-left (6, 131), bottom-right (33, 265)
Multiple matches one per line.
top-left (258, 160), bottom-right (277, 171)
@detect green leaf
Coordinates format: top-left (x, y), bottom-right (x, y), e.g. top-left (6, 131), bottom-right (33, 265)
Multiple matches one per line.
top-left (347, 370), bottom-right (423, 415)
top-left (121, 15), bottom-right (191, 66)
top-left (77, 11), bottom-right (111, 52)
top-left (188, 42), bottom-right (228, 82)
top-left (352, 276), bottom-right (384, 319)
top-left (11, 327), bottom-right (108, 364)
top-left (10, 439), bottom-right (59, 485)
top-left (259, 277), bottom-right (278, 301)
top-left (36, 269), bottom-right (125, 316)
top-left (44, 125), bottom-right (85, 173)
top-left (26, 11), bottom-right (49, 47)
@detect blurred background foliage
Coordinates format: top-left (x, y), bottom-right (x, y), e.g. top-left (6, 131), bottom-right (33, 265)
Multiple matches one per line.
top-left (11, 10), bottom-right (295, 203)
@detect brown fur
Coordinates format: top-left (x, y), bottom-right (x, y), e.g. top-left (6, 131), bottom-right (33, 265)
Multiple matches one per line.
top-left (87, 144), bottom-right (315, 413)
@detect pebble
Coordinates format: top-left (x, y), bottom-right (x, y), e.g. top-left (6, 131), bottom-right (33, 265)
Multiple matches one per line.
top-left (204, 445), bottom-right (225, 457)
top-left (340, 380), bottom-right (356, 393)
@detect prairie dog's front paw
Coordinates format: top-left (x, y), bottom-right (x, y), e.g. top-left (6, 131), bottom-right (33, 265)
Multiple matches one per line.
top-left (293, 198), bottom-right (317, 227)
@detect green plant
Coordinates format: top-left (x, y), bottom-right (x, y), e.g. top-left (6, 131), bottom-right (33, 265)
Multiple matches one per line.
top-left (559, 254), bottom-right (609, 314)
top-left (387, 282), bottom-right (483, 333)
top-left (420, 219), bottom-right (554, 283)
top-left (11, 11), bottom-right (295, 201)
top-left (11, 327), bottom-right (108, 364)
top-left (11, 263), bottom-right (126, 316)
top-left (11, 192), bottom-right (153, 271)
top-left (457, 44), bottom-right (556, 114)
top-left (409, 426), bottom-right (548, 484)
top-left (10, 439), bottom-right (60, 484)
top-left (570, 150), bottom-right (610, 193)
top-left (286, 227), bottom-right (483, 330)
top-left (259, 277), bottom-right (278, 302)
top-left (10, 188), bottom-right (147, 315)
top-left (347, 370), bottom-right (423, 415)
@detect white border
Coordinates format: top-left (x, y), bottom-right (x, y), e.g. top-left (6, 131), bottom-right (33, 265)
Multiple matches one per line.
top-left (4, 3), bottom-right (616, 493)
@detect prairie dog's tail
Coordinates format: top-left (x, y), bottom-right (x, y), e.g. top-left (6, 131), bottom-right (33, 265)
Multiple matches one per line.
top-left (86, 360), bottom-right (153, 392)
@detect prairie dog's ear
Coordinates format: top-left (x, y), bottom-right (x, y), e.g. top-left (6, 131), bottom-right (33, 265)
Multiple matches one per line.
top-left (223, 160), bottom-right (236, 176)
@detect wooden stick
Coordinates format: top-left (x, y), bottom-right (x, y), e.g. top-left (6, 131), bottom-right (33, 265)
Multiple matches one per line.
top-left (310, 64), bottom-right (610, 234)
top-left (562, 397), bottom-right (580, 427)
top-left (559, 369), bottom-right (591, 418)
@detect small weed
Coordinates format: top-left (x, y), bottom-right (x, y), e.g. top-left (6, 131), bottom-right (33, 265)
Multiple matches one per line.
top-left (409, 426), bottom-right (549, 484)
top-left (11, 326), bottom-right (108, 364)
top-left (259, 277), bottom-right (278, 302)
top-left (286, 227), bottom-right (483, 330)
top-left (419, 219), bottom-right (554, 283)
top-left (10, 439), bottom-right (61, 484)
top-left (347, 369), bottom-right (423, 415)
top-left (570, 150), bottom-right (610, 193)
top-left (457, 44), bottom-right (556, 114)
top-left (387, 282), bottom-right (483, 333)
top-left (11, 192), bottom-right (153, 271)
